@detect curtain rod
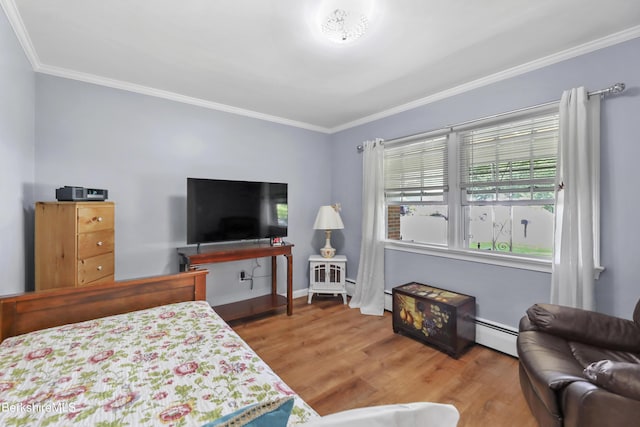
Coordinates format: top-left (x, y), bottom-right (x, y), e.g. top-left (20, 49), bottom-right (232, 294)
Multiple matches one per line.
top-left (356, 82), bottom-right (626, 152)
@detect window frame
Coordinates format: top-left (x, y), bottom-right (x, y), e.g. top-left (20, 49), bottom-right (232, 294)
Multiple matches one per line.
top-left (383, 103), bottom-right (595, 273)
top-left (384, 130), bottom-right (450, 246)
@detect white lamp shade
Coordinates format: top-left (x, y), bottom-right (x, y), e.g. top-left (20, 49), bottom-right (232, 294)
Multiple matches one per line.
top-left (313, 206), bottom-right (344, 230)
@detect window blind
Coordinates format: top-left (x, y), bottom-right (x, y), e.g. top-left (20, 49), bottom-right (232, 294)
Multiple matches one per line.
top-left (384, 135), bottom-right (448, 204)
top-left (458, 113), bottom-right (559, 205)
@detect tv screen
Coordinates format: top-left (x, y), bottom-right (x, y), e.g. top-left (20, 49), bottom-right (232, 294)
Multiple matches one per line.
top-left (187, 178), bottom-right (288, 245)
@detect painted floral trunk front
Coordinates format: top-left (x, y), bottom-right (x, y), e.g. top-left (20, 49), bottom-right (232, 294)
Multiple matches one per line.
top-left (392, 282), bottom-right (476, 358)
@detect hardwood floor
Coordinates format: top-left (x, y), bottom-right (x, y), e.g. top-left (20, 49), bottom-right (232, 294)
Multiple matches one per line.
top-left (231, 296), bottom-right (537, 427)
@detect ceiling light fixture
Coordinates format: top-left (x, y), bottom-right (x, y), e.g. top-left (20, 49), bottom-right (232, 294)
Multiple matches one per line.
top-left (321, 8), bottom-right (369, 43)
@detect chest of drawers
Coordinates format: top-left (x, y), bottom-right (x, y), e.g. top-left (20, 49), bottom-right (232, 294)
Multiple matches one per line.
top-left (35, 202), bottom-right (115, 290)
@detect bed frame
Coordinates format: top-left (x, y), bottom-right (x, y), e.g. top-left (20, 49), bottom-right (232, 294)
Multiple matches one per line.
top-left (0, 269), bottom-right (208, 342)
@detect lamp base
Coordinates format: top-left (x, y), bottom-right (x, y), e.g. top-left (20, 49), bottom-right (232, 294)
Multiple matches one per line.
top-left (320, 230), bottom-right (336, 258)
top-left (320, 246), bottom-right (336, 258)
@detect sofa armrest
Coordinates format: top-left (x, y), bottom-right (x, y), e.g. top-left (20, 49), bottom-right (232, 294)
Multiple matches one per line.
top-left (526, 304), bottom-right (640, 352)
top-left (519, 314), bottom-right (536, 332)
top-left (584, 360), bottom-right (640, 400)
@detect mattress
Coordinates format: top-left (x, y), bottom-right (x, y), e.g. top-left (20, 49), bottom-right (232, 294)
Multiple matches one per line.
top-left (0, 300), bottom-right (318, 425)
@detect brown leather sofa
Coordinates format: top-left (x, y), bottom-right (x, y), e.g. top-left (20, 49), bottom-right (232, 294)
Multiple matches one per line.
top-left (517, 302), bottom-right (640, 427)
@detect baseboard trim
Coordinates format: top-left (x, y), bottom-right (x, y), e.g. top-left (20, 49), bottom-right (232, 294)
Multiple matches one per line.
top-left (292, 288), bottom-right (309, 299)
top-left (384, 290), bottom-right (518, 357)
top-left (384, 290), bottom-right (393, 312)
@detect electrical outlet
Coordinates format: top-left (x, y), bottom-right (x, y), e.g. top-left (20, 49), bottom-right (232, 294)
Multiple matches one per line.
top-left (239, 271), bottom-right (246, 281)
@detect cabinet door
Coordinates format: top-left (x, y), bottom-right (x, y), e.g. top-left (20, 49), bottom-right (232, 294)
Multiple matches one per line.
top-left (312, 263), bottom-right (327, 286)
top-left (312, 262), bottom-right (345, 291)
top-left (329, 264), bottom-right (343, 284)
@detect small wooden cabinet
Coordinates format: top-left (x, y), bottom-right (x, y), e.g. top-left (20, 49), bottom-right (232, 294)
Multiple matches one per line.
top-left (308, 255), bottom-right (347, 304)
top-left (35, 201), bottom-right (115, 291)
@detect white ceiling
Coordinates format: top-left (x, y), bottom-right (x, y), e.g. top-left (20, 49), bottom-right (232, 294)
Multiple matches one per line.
top-left (4, 0), bottom-right (640, 132)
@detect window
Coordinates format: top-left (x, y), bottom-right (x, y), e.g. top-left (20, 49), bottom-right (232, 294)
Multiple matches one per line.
top-left (384, 106), bottom-right (559, 261)
top-left (459, 112), bottom-right (559, 257)
top-left (384, 134), bottom-right (449, 245)
top-left (276, 203), bottom-right (288, 226)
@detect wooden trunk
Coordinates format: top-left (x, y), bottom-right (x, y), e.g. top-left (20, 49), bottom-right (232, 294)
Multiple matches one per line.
top-left (392, 282), bottom-right (476, 358)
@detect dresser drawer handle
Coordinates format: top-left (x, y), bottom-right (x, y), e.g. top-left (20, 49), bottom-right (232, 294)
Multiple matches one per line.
top-left (94, 216), bottom-right (103, 223)
top-left (96, 241), bottom-right (103, 246)
top-left (96, 265), bottom-right (103, 271)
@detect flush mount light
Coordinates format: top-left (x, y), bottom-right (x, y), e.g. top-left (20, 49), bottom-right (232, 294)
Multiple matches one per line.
top-left (321, 8), bottom-right (369, 43)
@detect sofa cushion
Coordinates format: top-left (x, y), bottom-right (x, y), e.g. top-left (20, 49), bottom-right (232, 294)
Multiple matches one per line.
top-left (562, 380), bottom-right (640, 427)
top-left (584, 360), bottom-right (640, 400)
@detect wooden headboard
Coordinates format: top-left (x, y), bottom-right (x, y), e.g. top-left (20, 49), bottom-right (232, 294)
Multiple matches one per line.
top-left (0, 269), bottom-right (208, 342)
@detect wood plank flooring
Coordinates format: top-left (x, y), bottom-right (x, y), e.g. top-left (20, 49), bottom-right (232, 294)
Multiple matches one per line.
top-left (230, 296), bottom-right (537, 427)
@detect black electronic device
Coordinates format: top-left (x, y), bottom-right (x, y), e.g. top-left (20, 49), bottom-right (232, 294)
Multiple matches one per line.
top-left (56, 186), bottom-right (109, 201)
top-left (187, 178), bottom-right (288, 245)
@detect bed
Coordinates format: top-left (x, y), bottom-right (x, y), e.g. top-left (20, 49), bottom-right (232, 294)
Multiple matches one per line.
top-left (0, 270), bottom-right (318, 426)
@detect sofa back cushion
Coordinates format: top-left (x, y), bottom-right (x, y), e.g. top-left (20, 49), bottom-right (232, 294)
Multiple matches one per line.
top-left (570, 341), bottom-right (640, 368)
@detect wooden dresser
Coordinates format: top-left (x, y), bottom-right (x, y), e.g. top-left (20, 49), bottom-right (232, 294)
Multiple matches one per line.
top-left (35, 201), bottom-right (115, 291)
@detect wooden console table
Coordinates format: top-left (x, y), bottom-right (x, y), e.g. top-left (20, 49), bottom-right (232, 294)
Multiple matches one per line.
top-left (177, 242), bottom-right (293, 321)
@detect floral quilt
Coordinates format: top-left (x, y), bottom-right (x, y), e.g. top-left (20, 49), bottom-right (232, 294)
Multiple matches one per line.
top-left (0, 301), bottom-right (318, 426)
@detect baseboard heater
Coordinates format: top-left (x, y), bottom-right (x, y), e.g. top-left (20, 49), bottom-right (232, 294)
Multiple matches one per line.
top-left (346, 278), bottom-right (356, 296)
top-left (384, 290), bottom-right (518, 357)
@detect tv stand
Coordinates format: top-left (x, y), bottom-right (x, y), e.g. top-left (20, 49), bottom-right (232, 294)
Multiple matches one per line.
top-left (177, 242), bottom-right (293, 321)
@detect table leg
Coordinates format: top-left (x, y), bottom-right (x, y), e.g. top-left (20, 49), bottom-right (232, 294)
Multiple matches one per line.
top-left (286, 253), bottom-right (293, 316)
top-left (271, 256), bottom-right (277, 295)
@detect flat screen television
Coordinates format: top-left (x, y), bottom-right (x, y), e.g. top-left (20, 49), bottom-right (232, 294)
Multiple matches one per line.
top-left (187, 177), bottom-right (288, 245)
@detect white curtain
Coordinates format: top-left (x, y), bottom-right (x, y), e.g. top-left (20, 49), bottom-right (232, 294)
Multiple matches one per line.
top-left (350, 139), bottom-right (385, 316)
top-left (551, 87), bottom-right (600, 310)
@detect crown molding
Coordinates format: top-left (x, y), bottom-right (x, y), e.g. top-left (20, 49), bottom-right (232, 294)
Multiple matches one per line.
top-left (329, 25), bottom-right (640, 133)
top-left (36, 63), bottom-right (332, 133)
top-left (3, 0), bottom-right (638, 135)
top-left (1, 1), bottom-right (331, 133)
top-left (0, 0), bottom-right (40, 69)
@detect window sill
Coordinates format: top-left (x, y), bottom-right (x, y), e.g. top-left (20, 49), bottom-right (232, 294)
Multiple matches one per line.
top-left (385, 240), bottom-right (553, 273)
top-left (384, 240), bottom-right (605, 278)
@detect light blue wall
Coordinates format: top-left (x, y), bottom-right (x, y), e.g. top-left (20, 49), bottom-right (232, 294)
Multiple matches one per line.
top-left (331, 37), bottom-right (640, 326)
top-left (0, 9), bottom-right (35, 294)
top-left (4, 3), bottom-right (640, 325)
top-left (34, 75), bottom-right (332, 304)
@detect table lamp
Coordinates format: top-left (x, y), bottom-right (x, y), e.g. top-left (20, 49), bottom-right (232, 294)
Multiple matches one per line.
top-left (313, 205), bottom-right (344, 258)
